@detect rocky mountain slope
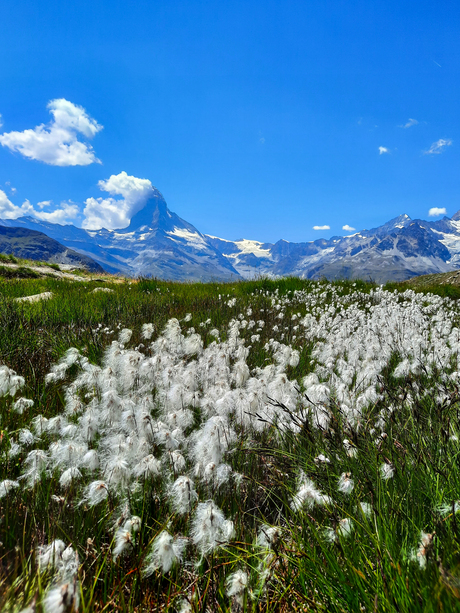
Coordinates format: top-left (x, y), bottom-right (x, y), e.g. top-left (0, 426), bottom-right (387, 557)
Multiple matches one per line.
top-left (0, 226), bottom-right (104, 272)
top-left (208, 214), bottom-right (459, 283)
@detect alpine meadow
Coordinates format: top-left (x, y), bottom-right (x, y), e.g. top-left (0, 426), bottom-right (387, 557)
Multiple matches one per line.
top-left (1, 271), bottom-right (460, 611)
top-left (2, 1), bottom-right (460, 611)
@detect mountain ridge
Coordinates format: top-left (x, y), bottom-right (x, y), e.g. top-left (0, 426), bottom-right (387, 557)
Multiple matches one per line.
top-left (0, 226), bottom-right (104, 272)
top-left (1, 193), bottom-right (460, 282)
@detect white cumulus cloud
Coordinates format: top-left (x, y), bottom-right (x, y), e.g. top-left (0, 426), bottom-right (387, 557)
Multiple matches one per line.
top-left (424, 138), bottom-right (452, 155)
top-left (82, 171), bottom-right (155, 230)
top-left (0, 190), bottom-right (33, 219)
top-left (0, 190), bottom-right (79, 224)
top-left (0, 99), bottom-right (102, 166)
top-left (34, 201), bottom-right (80, 223)
top-left (342, 225), bottom-right (356, 232)
top-left (400, 118), bottom-right (418, 129)
top-left (378, 146), bottom-right (389, 155)
top-left (313, 225), bottom-right (330, 231)
top-left (428, 207), bottom-right (447, 217)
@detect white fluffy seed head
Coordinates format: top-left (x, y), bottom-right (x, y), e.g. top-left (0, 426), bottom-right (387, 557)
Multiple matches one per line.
top-left (191, 500), bottom-right (234, 555)
top-left (337, 472), bottom-right (354, 495)
top-left (380, 462), bottom-right (395, 480)
top-left (59, 467), bottom-right (82, 488)
top-left (358, 501), bottom-right (373, 517)
top-left (337, 518), bottom-right (353, 538)
top-left (256, 524), bottom-right (281, 549)
top-left (118, 328), bottom-right (133, 345)
top-left (85, 480), bottom-right (109, 506)
top-left (82, 449), bottom-right (100, 471)
top-left (13, 397), bottom-right (34, 414)
top-left (143, 530), bottom-right (187, 575)
top-left (141, 323), bottom-right (155, 340)
top-left (0, 365), bottom-right (25, 396)
top-left (169, 476), bottom-right (198, 515)
top-left (169, 450), bottom-right (187, 473)
top-left (43, 579), bottom-right (80, 613)
top-left (113, 528), bottom-right (133, 560)
top-left (226, 569), bottom-right (248, 604)
top-left (124, 516), bottom-right (141, 533)
top-left (0, 479), bottom-right (19, 499)
top-left (133, 455), bottom-right (161, 479)
top-left (37, 540), bottom-right (66, 571)
top-left (291, 474), bottom-right (330, 512)
top-left (18, 429), bottom-right (34, 446)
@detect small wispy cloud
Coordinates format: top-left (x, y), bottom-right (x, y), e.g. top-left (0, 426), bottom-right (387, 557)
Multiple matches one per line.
top-left (378, 146), bottom-right (389, 155)
top-left (5, 181), bottom-right (16, 195)
top-left (313, 225), bottom-right (330, 231)
top-left (424, 138), bottom-right (452, 155)
top-left (0, 114), bottom-right (3, 129)
top-left (37, 200), bottom-right (52, 209)
top-left (342, 224), bottom-right (356, 232)
top-left (399, 118), bottom-right (418, 129)
top-left (259, 137), bottom-right (265, 144)
top-left (428, 207), bottom-right (447, 217)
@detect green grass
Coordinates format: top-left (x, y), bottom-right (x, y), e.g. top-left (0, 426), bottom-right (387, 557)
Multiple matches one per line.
top-left (0, 253), bottom-right (18, 264)
top-left (0, 265), bottom-right (40, 279)
top-left (386, 280), bottom-right (460, 301)
top-left (0, 275), bottom-right (460, 612)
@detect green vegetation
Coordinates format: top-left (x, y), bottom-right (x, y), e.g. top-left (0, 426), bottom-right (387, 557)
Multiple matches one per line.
top-left (0, 265), bottom-right (40, 279)
top-left (0, 274), bottom-right (460, 612)
top-left (0, 253), bottom-right (18, 264)
top-left (387, 280), bottom-right (460, 300)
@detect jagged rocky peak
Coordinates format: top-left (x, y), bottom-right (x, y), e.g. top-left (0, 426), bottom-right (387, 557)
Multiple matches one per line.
top-left (451, 210), bottom-right (460, 222)
top-left (125, 188), bottom-right (169, 231)
top-left (368, 213), bottom-right (412, 237)
top-left (125, 187), bottom-right (199, 236)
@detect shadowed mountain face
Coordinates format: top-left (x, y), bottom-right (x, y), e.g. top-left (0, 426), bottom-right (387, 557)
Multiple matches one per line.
top-left (126, 188), bottom-right (196, 234)
top-left (1, 192), bottom-right (460, 282)
top-left (0, 226), bottom-right (104, 272)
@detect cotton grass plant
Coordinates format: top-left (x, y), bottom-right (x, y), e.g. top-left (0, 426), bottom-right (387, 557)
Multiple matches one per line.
top-left (1, 274), bottom-right (460, 610)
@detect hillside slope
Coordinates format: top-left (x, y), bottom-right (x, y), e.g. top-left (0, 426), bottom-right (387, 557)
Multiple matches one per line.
top-left (0, 226), bottom-right (104, 272)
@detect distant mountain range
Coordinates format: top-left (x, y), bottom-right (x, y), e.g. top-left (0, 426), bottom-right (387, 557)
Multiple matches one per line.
top-left (1, 188), bottom-right (460, 282)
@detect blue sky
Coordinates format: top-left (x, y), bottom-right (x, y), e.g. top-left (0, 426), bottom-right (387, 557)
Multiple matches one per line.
top-left (0, 0), bottom-right (459, 243)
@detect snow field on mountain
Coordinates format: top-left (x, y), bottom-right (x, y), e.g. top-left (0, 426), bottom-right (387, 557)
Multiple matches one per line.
top-left (1, 277), bottom-right (460, 611)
